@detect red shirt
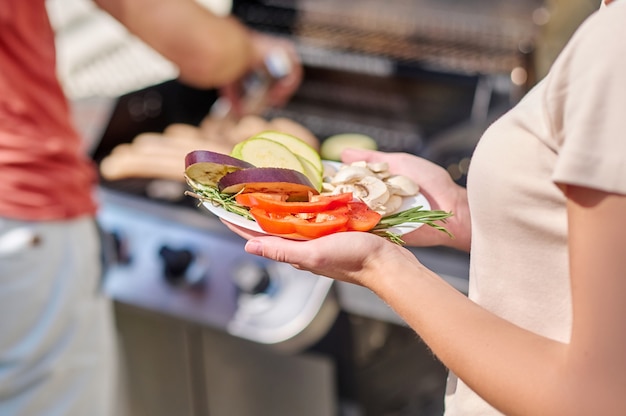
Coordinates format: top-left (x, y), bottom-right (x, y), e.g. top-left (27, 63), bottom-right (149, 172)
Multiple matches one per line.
top-left (0, 1), bottom-right (97, 220)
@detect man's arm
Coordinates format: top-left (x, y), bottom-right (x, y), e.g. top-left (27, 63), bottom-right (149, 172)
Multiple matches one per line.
top-left (94, 0), bottom-right (254, 88)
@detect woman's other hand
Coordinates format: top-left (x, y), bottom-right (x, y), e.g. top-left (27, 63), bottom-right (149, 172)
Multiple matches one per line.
top-left (341, 148), bottom-right (471, 251)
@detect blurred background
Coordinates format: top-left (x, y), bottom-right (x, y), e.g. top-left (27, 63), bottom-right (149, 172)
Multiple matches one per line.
top-left (47, 0), bottom-right (597, 415)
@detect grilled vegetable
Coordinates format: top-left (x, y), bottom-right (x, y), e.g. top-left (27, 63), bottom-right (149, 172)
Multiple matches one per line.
top-left (185, 150), bottom-right (255, 187)
top-left (320, 133), bottom-right (377, 161)
top-left (218, 167), bottom-right (318, 200)
top-left (252, 130), bottom-right (323, 174)
top-left (232, 132), bottom-right (323, 191)
top-left (231, 137), bottom-right (305, 173)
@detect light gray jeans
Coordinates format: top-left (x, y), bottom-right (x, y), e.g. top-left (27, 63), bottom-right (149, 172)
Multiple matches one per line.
top-left (0, 216), bottom-right (119, 416)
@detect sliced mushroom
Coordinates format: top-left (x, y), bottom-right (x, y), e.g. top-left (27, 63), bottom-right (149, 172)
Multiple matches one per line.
top-left (374, 169), bottom-right (393, 180)
top-left (350, 161), bottom-right (368, 168)
top-left (385, 175), bottom-right (420, 196)
top-left (366, 162), bottom-right (389, 173)
top-left (332, 183), bottom-right (364, 198)
top-left (322, 160), bottom-right (422, 213)
top-left (378, 194), bottom-right (403, 216)
top-left (321, 182), bottom-right (336, 193)
top-left (354, 176), bottom-right (390, 211)
top-left (331, 165), bottom-right (376, 185)
top-left (322, 163), bottom-right (339, 179)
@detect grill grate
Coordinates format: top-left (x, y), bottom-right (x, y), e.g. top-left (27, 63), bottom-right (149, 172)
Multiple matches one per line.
top-left (297, 23), bottom-right (526, 75)
top-left (235, 0), bottom-right (542, 77)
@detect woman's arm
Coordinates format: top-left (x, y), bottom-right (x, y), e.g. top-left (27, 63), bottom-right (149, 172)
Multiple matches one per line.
top-left (420, 186), bottom-right (626, 415)
top-left (230, 184), bottom-right (626, 415)
top-left (550, 185), bottom-right (626, 413)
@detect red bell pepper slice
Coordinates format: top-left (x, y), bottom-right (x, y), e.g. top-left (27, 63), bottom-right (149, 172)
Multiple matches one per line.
top-left (345, 201), bottom-right (382, 232)
top-left (236, 192), bottom-right (353, 214)
top-left (249, 207), bottom-right (349, 238)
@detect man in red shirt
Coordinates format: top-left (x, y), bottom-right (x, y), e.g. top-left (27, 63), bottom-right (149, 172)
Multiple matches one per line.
top-left (0, 1), bottom-right (301, 414)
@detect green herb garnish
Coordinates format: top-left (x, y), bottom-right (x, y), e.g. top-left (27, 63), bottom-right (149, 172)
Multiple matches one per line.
top-left (371, 206), bottom-right (454, 245)
top-left (184, 177), bottom-right (253, 220)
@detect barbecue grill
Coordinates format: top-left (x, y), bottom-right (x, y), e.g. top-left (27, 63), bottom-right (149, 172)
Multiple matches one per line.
top-left (53, 0), bottom-right (544, 414)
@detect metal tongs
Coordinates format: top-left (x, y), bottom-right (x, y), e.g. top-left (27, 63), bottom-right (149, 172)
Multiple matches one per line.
top-left (209, 48), bottom-right (292, 121)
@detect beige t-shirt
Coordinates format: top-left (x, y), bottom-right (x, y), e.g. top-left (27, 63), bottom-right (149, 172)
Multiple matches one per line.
top-left (444, 2), bottom-right (626, 414)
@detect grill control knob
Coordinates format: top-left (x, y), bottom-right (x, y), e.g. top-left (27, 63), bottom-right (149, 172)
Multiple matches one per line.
top-left (231, 261), bottom-right (272, 295)
top-left (106, 230), bottom-right (131, 265)
top-left (158, 246), bottom-right (204, 287)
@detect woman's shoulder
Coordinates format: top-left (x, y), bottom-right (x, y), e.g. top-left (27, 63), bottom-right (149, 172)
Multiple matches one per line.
top-left (565, 2), bottom-right (626, 60)
top-left (545, 2), bottom-right (626, 92)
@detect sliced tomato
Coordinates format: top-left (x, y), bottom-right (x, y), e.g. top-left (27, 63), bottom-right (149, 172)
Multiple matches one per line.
top-left (236, 192), bottom-right (353, 214)
top-left (345, 201), bottom-right (382, 232)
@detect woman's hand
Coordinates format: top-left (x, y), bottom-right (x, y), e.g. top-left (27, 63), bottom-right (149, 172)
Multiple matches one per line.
top-left (222, 221), bottom-right (423, 288)
top-left (341, 148), bottom-right (472, 251)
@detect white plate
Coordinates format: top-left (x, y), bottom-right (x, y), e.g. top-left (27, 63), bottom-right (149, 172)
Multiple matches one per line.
top-left (202, 161), bottom-right (430, 239)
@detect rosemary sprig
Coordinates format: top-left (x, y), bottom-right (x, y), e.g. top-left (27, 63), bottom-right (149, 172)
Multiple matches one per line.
top-left (371, 206), bottom-right (454, 245)
top-left (184, 177), bottom-right (253, 220)
top-left (370, 229), bottom-right (407, 245)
